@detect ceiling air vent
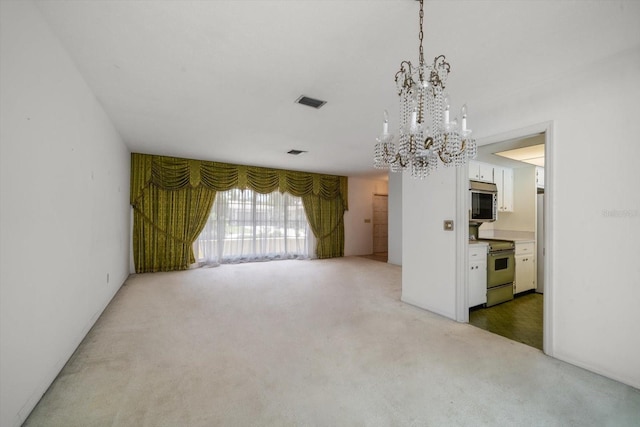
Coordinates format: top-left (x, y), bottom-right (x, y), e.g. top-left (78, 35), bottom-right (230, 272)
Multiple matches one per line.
top-left (287, 149), bottom-right (307, 155)
top-left (295, 95), bottom-right (326, 109)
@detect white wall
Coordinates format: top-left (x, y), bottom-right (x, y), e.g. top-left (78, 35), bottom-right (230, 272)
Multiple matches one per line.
top-left (0, 2), bottom-right (131, 426)
top-left (387, 172), bottom-right (402, 265)
top-left (491, 166), bottom-right (536, 233)
top-left (402, 46), bottom-right (640, 388)
top-left (402, 167), bottom-right (458, 319)
top-left (344, 177), bottom-right (388, 256)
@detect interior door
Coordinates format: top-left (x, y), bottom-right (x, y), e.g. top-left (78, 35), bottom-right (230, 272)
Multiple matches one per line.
top-left (372, 194), bottom-right (388, 254)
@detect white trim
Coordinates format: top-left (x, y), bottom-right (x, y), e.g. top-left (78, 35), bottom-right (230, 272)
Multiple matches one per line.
top-left (458, 121), bottom-right (554, 357)
top-left (542, 122), bottom-right (554, 357)
top-left (476, 122), bottom-right (550, 147)
top-left (455, 164), bottom-right (469, 323)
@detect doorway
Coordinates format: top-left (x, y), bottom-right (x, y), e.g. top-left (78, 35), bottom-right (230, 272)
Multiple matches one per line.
top-left (372, 194), bottom-right (388, 261)
top-left (461, 123), bottom-right (552, 354)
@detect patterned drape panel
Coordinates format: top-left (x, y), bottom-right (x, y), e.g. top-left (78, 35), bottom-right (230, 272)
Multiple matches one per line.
top-left (130, 153), bottom-right (348, 271)
top-left (133, 185), bottom-right (215, 273)
top-left (302, 194), bottom-right (345, 259)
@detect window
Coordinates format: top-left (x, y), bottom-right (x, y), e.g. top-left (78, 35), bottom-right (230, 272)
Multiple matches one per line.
top-left (195, 189), bottom-right (313, 265)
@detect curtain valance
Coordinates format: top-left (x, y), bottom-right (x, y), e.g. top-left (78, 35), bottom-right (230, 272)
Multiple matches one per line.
top-left (131, 153), bottom-right (348, 209)
top-left (130, 153), bottom-right (347, 272)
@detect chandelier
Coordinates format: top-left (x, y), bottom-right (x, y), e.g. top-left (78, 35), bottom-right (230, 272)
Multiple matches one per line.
top-left (374, 0), bottom-right (476, 178)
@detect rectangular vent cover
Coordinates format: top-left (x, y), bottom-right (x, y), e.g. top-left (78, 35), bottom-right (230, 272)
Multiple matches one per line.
top-left (287, 149), bottom-right (307, 155)
top-left (295, 95), bottom-right (326, 109)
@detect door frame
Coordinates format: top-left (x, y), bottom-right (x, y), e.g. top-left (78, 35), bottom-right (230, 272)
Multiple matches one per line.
top-left (455, 120), bottom-right (554, 357)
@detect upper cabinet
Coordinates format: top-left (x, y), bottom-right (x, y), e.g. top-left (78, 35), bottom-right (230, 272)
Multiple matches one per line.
top-left (469, 161), bottom-right (514, 212)
top-left (469, 161), bottom-right (494, 183)
top-left (536, 166), bottom-right (545, 189)
top-left (494, 166), bottom-right (514, 212)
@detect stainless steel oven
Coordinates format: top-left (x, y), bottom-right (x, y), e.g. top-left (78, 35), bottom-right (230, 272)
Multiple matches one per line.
top-left (485, 240), bottom-right (515, 307)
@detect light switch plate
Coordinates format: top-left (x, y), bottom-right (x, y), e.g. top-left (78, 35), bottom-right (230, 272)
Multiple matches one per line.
top-left (443, 220), bottom-right (454, 231)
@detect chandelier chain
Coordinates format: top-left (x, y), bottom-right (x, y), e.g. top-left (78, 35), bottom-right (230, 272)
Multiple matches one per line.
top-left (418, 0), bottom-right (424, 66)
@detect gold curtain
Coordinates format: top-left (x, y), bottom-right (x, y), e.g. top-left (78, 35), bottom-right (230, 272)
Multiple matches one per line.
top-left (132, 185), bottom-right (215, 273)
top-left (130, 153), bottom-right (348, 272)
top-left (302, 194), bottom-right (345, 258)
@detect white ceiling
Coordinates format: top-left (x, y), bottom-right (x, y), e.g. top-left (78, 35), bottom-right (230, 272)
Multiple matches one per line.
top-left (34, 0), bottom-right (640, 178)
top-left (494, 144), bottom-right (545, 167)
top-left (476, 134), bottom-right (545, 169)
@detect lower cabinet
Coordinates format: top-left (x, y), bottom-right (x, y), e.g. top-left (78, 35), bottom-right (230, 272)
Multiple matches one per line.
top-left (514, 242), bottom-right (536, 294)
top-left (469, 244), bottom-right (488, 307)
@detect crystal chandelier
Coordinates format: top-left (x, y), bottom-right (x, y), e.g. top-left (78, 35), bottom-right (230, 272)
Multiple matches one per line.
top-left (374, 0), bottom-right (476, 178)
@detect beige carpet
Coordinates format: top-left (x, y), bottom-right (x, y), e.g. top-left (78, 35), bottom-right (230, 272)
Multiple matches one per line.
top-left (25, 257), bottom-right (639, 426)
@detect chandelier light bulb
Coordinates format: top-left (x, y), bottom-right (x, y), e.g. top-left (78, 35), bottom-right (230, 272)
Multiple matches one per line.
top-left (444, 94), bottom-right (450, 125)
top-left (383, 109), bottom-right (389, 134)
top-left (461, 104), bottom-right (468, 131)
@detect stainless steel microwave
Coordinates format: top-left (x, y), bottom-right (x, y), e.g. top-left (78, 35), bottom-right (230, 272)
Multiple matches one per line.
top-left (469, 180), bottom-right (497, 222)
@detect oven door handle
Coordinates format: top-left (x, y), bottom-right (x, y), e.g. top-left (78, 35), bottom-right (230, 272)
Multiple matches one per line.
top-left (488, 250), bottom-right (515, 257)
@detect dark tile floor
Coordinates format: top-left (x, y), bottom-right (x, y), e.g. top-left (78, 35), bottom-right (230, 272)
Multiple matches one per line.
top-left (469, 292), bottom-right (543, 351)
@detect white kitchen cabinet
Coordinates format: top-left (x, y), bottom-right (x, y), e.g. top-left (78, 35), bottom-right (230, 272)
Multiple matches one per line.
top-left (514, 242), bottom-right (536, 293)
top-left (469, 161), bottom-right (494, 183)
top-left (493, 166), bottom-right (514, 212)
top-left (468, 161), bottom-right (477, 181)
top-left (468, 243), bottom-right (488, 307)
top-left (536, 166), bottom-right (545, 189)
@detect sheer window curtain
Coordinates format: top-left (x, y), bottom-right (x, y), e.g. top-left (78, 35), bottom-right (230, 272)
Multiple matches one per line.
top-left (195, 189), bottom-right (315, 265)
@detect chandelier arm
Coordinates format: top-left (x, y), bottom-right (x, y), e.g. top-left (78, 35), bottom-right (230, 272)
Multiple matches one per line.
top-left (437, 134), bottom-right (452, 164)
top-left (429, 55), bottom-right (451, 90)
top-left (433, 55), bottom-right (450, 72)
top-left (397, 154), bottom-right (407, 168)
top-left (438, 150), bottom-right (451, 164)
top-left (440, 134), bottom-right (467, 157)
top-left (383, 144), bottom-right (395, 164)
top-left (396, 61), bottom-right (415, 93)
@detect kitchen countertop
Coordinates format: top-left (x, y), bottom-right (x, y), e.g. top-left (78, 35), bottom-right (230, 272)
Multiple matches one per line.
top-left (507, 237), bottom-right (535, 244)
top-left (478, 230), bottom-right (535, 244)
